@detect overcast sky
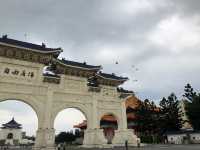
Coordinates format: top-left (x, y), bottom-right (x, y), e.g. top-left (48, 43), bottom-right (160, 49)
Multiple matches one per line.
top-left (0, 0), bottom-right (200, 135)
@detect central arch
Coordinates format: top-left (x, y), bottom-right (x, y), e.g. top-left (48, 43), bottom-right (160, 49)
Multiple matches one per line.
top-left (51, 102), bottom-right (91, 129)
top-left (52, 103), bottom-right (91, 146)
top-left (54, 108), bottom-right (87, 145)
top-left (53, 108), bottom-right (87, 132)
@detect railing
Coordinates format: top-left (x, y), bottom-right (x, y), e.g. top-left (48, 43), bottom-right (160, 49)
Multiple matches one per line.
top-left (0, 145), bottom-right (33, 150)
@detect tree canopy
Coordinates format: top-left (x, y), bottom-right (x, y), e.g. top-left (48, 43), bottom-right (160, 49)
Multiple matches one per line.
top-left (184, 83), bottom-right (200, 130)
top-left (55, 129), bottom-right (81, 144)
top-left (159, 93), bottom-right (182, 133)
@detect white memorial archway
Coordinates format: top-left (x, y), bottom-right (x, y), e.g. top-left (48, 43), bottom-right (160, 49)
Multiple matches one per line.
top-left (0, 36), bottom-right (138, 150)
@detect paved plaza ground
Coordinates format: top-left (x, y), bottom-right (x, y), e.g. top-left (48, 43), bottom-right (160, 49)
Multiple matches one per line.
top-left (134, 144), bottom-right (200, 150)
top-left (1, 144), bottom-right (200, 150)
top-left (64, 144), bottom-right (200, 150)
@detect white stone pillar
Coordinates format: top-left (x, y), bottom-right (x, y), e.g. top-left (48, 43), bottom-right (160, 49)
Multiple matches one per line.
top-left (83, 129), bottom-right (107, 146)
top-left (83, 92), bottom-right (107, 146)
top-left (112, 100), bottom-right (138, 146)
top-left (121, 101), bottom-right (128, 129)
top-left (92, 93), bottom-right (98, 129)
top-left (112, 129), bottom-right (138, 146)
top-left (34, 86), bottom-right (56, 150)
top-left (45, 87), bottom-right (55, 149)
top-left (44, 87), bottom-right (54, 129)
top-left (34, 128), bottom-right (55, 150)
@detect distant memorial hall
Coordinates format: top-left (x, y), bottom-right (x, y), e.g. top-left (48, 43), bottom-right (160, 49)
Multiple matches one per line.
top-left (0, 35), bottom-right (139, 150)
top-left (0, 118), bottom-right (34, 145)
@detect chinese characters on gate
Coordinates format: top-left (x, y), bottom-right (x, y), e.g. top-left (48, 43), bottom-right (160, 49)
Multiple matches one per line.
top-left (2, 67), bottom-right (34, 78)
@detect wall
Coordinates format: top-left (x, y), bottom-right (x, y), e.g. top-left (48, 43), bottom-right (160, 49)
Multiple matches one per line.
top-left (190, 133), bottom-right (200, 144)
top-left (167, 134), bottom-right (186, 144)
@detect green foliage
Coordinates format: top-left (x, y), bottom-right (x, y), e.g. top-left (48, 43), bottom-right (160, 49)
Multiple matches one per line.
top-left (55, 129), bottom-right (81, 144)
top-left (159, 93), bottom-right (182, 133)
top-left (136, 93), bottom-right (181, 143)
top-left (140, 135), bottom-right (161, 143)
top-left (134, 83), bottom-right (200, 143)
top-left (184, 83), bottom-right (200, 130)
top-left (74, 129), bottom-right (81, 137)
top-left (183, 83), bottom-right (197, 101)
top-left (140, 135), bottom-right (153, 143)
top-left (135, 99), bottom-right (161, 136)
top-left (187, 96), bottom-right (200, 130)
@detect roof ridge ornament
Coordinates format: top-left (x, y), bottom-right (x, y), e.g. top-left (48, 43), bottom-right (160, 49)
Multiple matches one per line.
top-left (2, 34), bottom-right (7, 39)
top-left (42, 43), bottom-right (46, 48)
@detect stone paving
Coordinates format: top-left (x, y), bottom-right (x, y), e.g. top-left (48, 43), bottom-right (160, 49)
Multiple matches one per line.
top-left (1, 144), bottom-right (200, 150)
top-left (63, 144), bottom-right (200, 150)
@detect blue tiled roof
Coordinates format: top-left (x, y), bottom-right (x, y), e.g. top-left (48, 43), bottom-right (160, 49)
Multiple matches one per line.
top-left (2, 118), bottom-right (22, 129)
top-left (0, 35), bottom-right (62, 53)
top-left (57, 58), bottom-right (102, 70)
top-left (97, 72), bottom-right (128, 81)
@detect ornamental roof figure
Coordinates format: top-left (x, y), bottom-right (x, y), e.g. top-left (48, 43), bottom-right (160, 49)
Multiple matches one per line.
top-left (1, 117), bottom-right (22, 129)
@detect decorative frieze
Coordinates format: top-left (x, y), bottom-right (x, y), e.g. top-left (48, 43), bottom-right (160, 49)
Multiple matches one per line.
top-left (55, 63), bottom-right (95, 79)
top-left (0, 45), bottom-right (53, 64)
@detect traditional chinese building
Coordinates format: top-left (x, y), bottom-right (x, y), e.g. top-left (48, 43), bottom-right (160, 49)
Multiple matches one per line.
top-left (125, 95), bottom-right (142, 135)
top-left (0, 118), bottom-right (34, 145)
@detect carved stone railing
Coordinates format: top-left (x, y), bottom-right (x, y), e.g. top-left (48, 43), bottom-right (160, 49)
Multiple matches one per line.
top-left (43, 74), bottom-right (60, 84)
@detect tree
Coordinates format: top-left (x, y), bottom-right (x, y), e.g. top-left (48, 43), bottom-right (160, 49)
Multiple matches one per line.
top-left (186, 96), bottom-right (200, 130)
top-left (136, 99), bottom-right (151, 134)
top-left (55, 131), bottom-right (76, 144)
top-left (136, 100), bottom-right (158, 134)
top-left (55, 132), bottom-right (68, 144)
top-left (135, 99), bottom-right (162, 143)
top-left (184, 83), bottom-right (200, 130)
top-left (159, 93), bottom-right (182, 133)
top-left (183, 83), bottom-right (197, 101)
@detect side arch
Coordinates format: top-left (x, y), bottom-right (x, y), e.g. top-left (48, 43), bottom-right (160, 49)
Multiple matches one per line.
top-left (99, 112), bottom-right (119, 144)
top-left (0, 93), bottom-right (44, 128)
top-left (99, 111), bottom-right (120, 127)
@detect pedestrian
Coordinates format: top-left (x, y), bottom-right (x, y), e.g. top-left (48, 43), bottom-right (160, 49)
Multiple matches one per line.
top-left (125, 140), bottom-right (128, 150)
